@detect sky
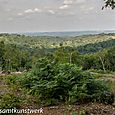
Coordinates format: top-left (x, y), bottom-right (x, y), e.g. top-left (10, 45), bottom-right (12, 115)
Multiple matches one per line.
top-left (0, 0), bottom-right (115, 33)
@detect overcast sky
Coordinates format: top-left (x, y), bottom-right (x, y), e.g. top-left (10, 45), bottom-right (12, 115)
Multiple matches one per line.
top-left (0, 0), bottom-right (115, 33)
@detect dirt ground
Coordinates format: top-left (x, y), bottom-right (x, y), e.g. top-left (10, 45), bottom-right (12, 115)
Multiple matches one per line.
top-left (22, 103), bottom-right (115, 115)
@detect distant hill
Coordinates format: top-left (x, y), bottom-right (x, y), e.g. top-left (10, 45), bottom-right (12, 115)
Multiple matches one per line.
top-left (19, 30), bottom-right (115, 37)
top-left (0, 33), bottom-right (115, 50)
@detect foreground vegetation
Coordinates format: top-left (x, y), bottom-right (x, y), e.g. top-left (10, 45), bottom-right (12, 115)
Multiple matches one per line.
top-left (0, 72), bottom-right (114, 114)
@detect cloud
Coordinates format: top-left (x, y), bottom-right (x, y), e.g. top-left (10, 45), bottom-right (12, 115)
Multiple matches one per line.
top-left (17, 8), bottom-right (42, 16)
top-left (59, 0), bottom-right (85, 10)
top-left (34, 8), bottom-right (42, 13)
top-left (24, 8), bottom-right (42, 14)
top-left (48, 10), bottom-right (55, 14)
top-left (63, 0), bottom-right (86, 5)
top-left (59, 0), bottom-right (72, 10)
top-left (24, 9), bottom-right (34, 13)
top-left (59, 5), bottom-right (69, 9)
top-left (17, 13), bottom-right (23, 16)
top-left (17, 8), bottom-right (56, 16)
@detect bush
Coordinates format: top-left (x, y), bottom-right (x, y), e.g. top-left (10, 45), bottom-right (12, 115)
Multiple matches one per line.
top-left (85, 79), bottom-right (115, 103)
top-left (19, 58), bottom-right (114, 105)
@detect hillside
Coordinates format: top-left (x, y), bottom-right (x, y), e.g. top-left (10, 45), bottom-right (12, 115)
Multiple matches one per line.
top-left (0, 33), bottom-right (115, 49)
top-left (77, 39), bottom-right (115, 54)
